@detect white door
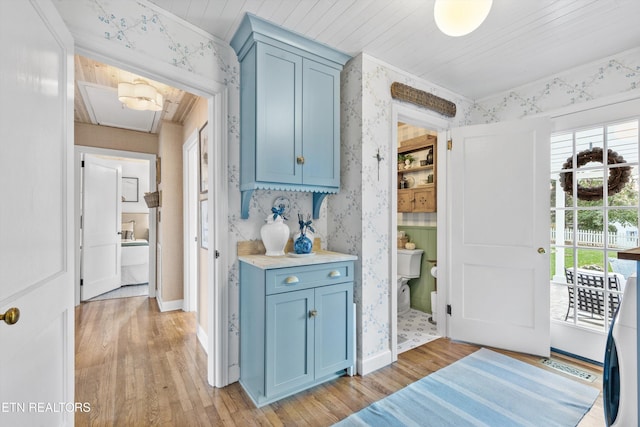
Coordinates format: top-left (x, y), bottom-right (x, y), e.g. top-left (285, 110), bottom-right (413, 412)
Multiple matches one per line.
top-left (449, 118), bottom-right (551, 356)
top-left (0, 0), bottom-right (75, 425)
top-left (81, 155), bottom-right (122, 300)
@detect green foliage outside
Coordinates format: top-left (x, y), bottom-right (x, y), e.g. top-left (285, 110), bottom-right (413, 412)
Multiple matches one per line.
top-left (550, 177), bottom-right (638, 232)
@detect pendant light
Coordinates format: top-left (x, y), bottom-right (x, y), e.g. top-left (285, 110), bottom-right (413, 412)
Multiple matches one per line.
top-left (117, 79), bottom-right (164, 111)
top-left (434, 0), bottom-right (493, 37)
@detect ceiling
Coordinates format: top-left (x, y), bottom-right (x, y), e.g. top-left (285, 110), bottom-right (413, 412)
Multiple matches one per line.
top-left (74, 55), bottom-right (199, 133)
top-left (147, 0), bottom-right (640, 100)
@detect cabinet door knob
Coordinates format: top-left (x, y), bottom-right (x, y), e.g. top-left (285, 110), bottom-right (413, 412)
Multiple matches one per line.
top-left (329, 270), bottom-right (341, 278)
top-left (309, 309), bottom-right (318, 318)
top-left (285, 276), bottom-right (299, 284)
top-left (296, 156), bottom-right (305, 165)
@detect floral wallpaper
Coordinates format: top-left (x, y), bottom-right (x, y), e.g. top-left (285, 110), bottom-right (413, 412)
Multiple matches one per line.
top-left (470, 47), bottom-right (640, 123)
top-left (54, 0), bottom-right (640, 382)
top-left (329, 53), bottom-right (473, 371)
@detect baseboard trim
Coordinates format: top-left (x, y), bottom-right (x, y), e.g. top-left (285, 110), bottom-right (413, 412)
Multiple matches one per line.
top-left (359, 349), bottom-right (393, 376)
top-left (156, 296), bottom-right (184, 312)
top-left (229, 365), bottom-right (240, 383)
top-left (197, 324), bottom-right (208, 353)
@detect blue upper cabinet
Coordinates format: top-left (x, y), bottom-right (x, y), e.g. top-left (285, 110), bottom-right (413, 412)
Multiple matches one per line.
top-left (231, 14), bottom-right (350, 219)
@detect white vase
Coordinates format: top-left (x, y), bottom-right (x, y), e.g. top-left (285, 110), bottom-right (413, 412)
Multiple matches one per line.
top-left (260, 215), bottom-right (289, 256)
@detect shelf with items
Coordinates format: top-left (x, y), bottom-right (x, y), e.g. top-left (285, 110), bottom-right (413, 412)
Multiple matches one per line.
top-left (397, 134), bottom-right (437, 212)
top-left (398, 164), bottom-right (434, 174)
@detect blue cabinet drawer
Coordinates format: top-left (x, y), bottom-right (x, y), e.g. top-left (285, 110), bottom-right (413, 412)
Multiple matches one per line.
top-left (265, 261), bottom-right (353, 295)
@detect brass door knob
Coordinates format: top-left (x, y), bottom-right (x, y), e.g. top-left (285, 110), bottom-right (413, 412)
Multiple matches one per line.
top-left (538, 247), bottom-right (546, 254)
top-left (296, 156), bottom-right (305, 165)
top-left (309, 309), bottom-right (318, 318)
top-left (0, 307), bottom-right (20, 325)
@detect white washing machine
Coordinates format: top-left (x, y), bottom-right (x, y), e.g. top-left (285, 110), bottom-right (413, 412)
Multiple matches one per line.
top-left (603, 274), bottom-right (637, 426)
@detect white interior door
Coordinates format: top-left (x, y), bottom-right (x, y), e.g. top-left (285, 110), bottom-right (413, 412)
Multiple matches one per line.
top-left (449, 118), bottom-right (551, 356)
top-left (0, 0), bottom-right (75, 424)
top-left (81, 155), bottom-right (122, 300)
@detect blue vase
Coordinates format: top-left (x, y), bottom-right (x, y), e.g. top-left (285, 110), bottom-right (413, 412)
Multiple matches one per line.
top-left (294, 235), bottom-right (313, 254)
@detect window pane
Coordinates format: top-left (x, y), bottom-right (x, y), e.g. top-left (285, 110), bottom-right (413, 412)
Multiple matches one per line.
top-left (575, 169), bottom-right (605, 207)
top-left (551, 132), bottom-right (573, 173)
top-left (576, 210), bottom-right (605, 247)
top-left (554, 170), bottom-right (574, 208)
top-left (608, 165), bottom-right (638, 207)
top-left (608, 208), bottom-right (639, 250)
top-left (576, 127), bottom-right (604, 169)
top-left (551, 210), bottom-right (574, 245)
top-left (575, 247), bottom-right (605, 271)
top-left (607, 120), bottom-right (639, 165)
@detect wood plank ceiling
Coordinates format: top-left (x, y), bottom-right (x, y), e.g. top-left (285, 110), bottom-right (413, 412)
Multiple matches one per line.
top-left (148, 0), bottom-right (640, 100)
top-left (74, 55), bottom-right (199, 133)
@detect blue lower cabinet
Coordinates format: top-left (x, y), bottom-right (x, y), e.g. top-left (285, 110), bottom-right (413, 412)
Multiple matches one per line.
top-left (240, 260), bottom-right (354, 407)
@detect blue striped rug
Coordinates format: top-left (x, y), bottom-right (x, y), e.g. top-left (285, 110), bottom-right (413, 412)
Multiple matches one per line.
top-left (334, 348), bottom-right (599, 427)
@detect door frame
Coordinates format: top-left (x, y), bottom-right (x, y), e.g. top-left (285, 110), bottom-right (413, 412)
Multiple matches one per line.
top-left (74, 146), bottom-right (157, 303)
top-left (183, 130), bottom-right (199, 313)
top-left (544, 93), bottom-right (640, 362)
top-left (390, 103), bottom-right (450, 361)
top-left (73, 43), bottom-right (229, 387)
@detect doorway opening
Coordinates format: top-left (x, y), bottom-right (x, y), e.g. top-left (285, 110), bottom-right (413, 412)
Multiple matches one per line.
top-left (76, 149), bottom-right (156, 303)
top-left (390, 103), bottom-right (450, 361)
top-left (72, 47), bottom-right (229, 387)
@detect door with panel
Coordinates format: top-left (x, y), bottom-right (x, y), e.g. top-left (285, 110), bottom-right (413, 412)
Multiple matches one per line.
top-left (81, 154), bottom-right (122, 300)
top-left (265, 288), bottom-right (314, 397)
top-left (314, 282), bottom-right (354, 378)
top-left (448, 118), bottom-right (551, 356)
top-left (0, 0), bottom-right (75, 424)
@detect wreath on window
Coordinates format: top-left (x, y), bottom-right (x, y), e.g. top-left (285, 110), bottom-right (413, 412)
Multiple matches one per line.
top-left (559, 147), bottom-right (632, 201)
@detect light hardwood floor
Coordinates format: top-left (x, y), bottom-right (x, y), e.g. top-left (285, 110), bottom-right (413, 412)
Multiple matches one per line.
top-left (75, 296), bottom-right (604, 426)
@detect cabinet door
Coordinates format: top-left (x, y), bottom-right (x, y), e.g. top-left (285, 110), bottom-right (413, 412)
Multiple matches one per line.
top-left (413, 187), bottom-right (436, 212)
top-left (302, 59), bottom-right (341, 187)
top-left (256, 44), bottom-right (303, 184)
top-left (314, 283), bottom-right (354, 378)
top-left (265, 289), bottom-right (314, 397)
top-left (398, 189), bottom-right (413, 212)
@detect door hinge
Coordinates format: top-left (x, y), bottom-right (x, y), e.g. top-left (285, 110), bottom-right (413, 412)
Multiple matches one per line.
top-left (447, 139), bottom-right (453, 150)
top-left (215, 250), bottom-right (220, 259)
top-left (80, 279), bottom-right (84, 287)
top-left (446, 304), bottom-right (452, 315)
top-left (81, 160), bottom-right (85, 167)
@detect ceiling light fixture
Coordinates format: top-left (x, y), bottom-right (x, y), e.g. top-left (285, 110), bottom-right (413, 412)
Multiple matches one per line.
top-left (434, 0), bottom-right (493, 37)
top-left (117, 79), bottom-right (163, 111)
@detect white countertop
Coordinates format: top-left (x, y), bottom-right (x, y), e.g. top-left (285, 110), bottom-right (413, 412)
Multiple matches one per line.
top-left (239, 250), bottom-right (357, 270)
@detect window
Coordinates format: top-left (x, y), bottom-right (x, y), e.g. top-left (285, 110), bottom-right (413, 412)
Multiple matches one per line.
top-left (550, 119), bottom-right (639, 332)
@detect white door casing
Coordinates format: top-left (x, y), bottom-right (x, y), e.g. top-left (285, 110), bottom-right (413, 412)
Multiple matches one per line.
top-left (81, 154), bottom-right (122, 300)
top-left (448, 118), bottom-right (551, 356)
top-left (0, 0), bottom-right (75, 424)
top-left (183, 131), bottom-right (199, 312)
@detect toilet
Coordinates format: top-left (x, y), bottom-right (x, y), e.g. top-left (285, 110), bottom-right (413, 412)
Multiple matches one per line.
top-left (397, 249), bottom-right (424, 315)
